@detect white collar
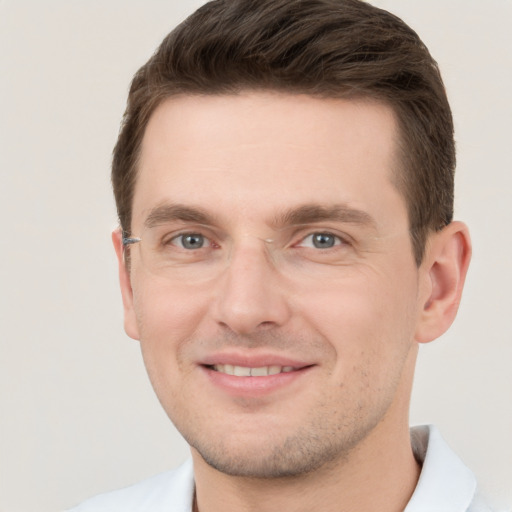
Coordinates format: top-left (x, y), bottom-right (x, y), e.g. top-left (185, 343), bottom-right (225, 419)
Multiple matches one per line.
top-left (405, 425), bottom-right (477, 512)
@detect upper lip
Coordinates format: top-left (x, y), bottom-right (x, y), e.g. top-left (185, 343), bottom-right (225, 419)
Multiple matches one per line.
top-left (199, 352), bottom-right (314, 369)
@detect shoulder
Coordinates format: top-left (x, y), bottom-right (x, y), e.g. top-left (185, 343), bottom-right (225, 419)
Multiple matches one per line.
top-left (65, 459), bottom-right (194, 512)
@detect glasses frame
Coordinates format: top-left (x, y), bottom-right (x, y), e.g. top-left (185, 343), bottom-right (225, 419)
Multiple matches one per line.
top-left (122, 235), bottom-right (141, 246)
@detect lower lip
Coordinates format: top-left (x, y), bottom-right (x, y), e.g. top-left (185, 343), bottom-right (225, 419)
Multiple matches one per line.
top-left (201, 365), bottom-right (313, 397)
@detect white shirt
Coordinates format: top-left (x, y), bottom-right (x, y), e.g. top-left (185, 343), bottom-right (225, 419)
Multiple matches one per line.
top-left (66, 425), bottom-right (495, 512)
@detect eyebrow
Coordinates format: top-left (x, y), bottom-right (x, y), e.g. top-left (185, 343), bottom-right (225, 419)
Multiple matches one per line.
top-left (143, 202), bottom-right (376, 231)
top-left (272, 204), bottom-right (377, 230)
top-left (144, 204), bottom-right (216, 229)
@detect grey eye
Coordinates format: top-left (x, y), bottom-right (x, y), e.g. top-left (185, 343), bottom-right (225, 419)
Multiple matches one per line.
top-left (297, 232), bottom-right (342, 250)
top-left (312, 233), bottom-right (337, 249)
top-left (173, 233), bottom-right (207, 250)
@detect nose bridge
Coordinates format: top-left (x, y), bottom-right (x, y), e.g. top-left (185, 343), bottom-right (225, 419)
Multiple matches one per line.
top-left (213, 239), bottom-right (291, 334)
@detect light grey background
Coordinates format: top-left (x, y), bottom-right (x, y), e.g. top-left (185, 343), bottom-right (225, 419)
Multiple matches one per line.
top-left (1, 2), bottom-right (510, 511)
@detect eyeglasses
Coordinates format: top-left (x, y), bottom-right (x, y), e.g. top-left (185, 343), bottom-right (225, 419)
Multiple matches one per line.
top-left (121, 222), bottom-right (365, 282)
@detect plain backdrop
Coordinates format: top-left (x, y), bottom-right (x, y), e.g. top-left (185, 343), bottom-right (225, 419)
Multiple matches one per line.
top-left (1, 1), bottom-right (511, 511)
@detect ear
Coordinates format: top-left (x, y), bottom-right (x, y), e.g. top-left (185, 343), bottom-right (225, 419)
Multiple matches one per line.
top-left (415, 221), bottom-right (472, 344)
top-left (112, 229), bottom-right (140, 341)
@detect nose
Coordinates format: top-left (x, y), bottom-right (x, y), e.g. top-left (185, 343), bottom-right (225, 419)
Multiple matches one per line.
top-left (212, 242), bottom-right (292, 335)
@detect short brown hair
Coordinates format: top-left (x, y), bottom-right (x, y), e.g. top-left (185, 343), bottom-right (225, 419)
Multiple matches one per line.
top-left (112, 0), bottom-right (455, 265)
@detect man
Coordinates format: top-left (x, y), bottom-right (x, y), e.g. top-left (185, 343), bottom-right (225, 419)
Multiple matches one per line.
top-left (68, 0), bottom-right (490, 510)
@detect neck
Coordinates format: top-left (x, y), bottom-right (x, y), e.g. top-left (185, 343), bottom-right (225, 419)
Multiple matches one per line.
top-left (191, 418), bottom-right (421, 512)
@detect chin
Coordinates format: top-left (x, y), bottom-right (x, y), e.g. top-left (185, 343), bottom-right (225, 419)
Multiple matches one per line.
top-left (187, 423), bottom-right (366, 479)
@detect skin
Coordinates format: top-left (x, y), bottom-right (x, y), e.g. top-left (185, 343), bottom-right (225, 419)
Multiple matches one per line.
top-left (113, 93), bottom-right (471, 512)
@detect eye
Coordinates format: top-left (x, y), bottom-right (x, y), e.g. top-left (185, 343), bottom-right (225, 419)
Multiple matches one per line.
top-left (298, 232), bottom-right (343, 249)
top-left (170, 233), bottom-right (211, 250)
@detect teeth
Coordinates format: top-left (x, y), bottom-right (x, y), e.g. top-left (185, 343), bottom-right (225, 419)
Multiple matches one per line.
top-left (234, 366), bottom-right (251, 377)
top-left (268, 365), bottom-right (281, 375)
top-left (250, 366), bottom-right (268, 377)
top-left (212, 364), bottom-right (296, 376)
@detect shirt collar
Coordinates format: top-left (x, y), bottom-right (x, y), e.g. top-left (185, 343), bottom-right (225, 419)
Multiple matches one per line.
top-left (405, 425), bottom-right (477, 512)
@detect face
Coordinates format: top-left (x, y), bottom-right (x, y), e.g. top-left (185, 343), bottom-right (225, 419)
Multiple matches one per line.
top-left (116, 93), bottom-right (432, 478)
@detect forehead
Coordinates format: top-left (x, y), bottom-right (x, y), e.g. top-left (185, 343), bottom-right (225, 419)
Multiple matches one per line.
top-left (133, 92), bottom-right (405, 232)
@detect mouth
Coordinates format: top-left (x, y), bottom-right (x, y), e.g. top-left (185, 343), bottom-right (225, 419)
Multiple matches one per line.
top-left (209, 364), bottom-right (298, 377)
top-left (201, 359), bottom-right (314, 396)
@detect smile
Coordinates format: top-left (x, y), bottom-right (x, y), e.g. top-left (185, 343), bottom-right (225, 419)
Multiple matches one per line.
top-left (211, 364), bottom-right (296, 376)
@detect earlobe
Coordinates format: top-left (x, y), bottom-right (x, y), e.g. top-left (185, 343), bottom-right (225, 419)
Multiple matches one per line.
top-left (112, 229), bottom-right (140, 341)
top-left (415, 221), bottom-right (472, 344)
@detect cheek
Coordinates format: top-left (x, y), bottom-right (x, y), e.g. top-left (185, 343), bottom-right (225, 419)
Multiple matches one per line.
top-left (133, 276), bottom-right (207, 342)
top-left (296, 265), bottom-right (419, 368)
top-left (132, 279), bottom-right (209, 419)
top-left (131, 277), bottom-right (211, 394)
